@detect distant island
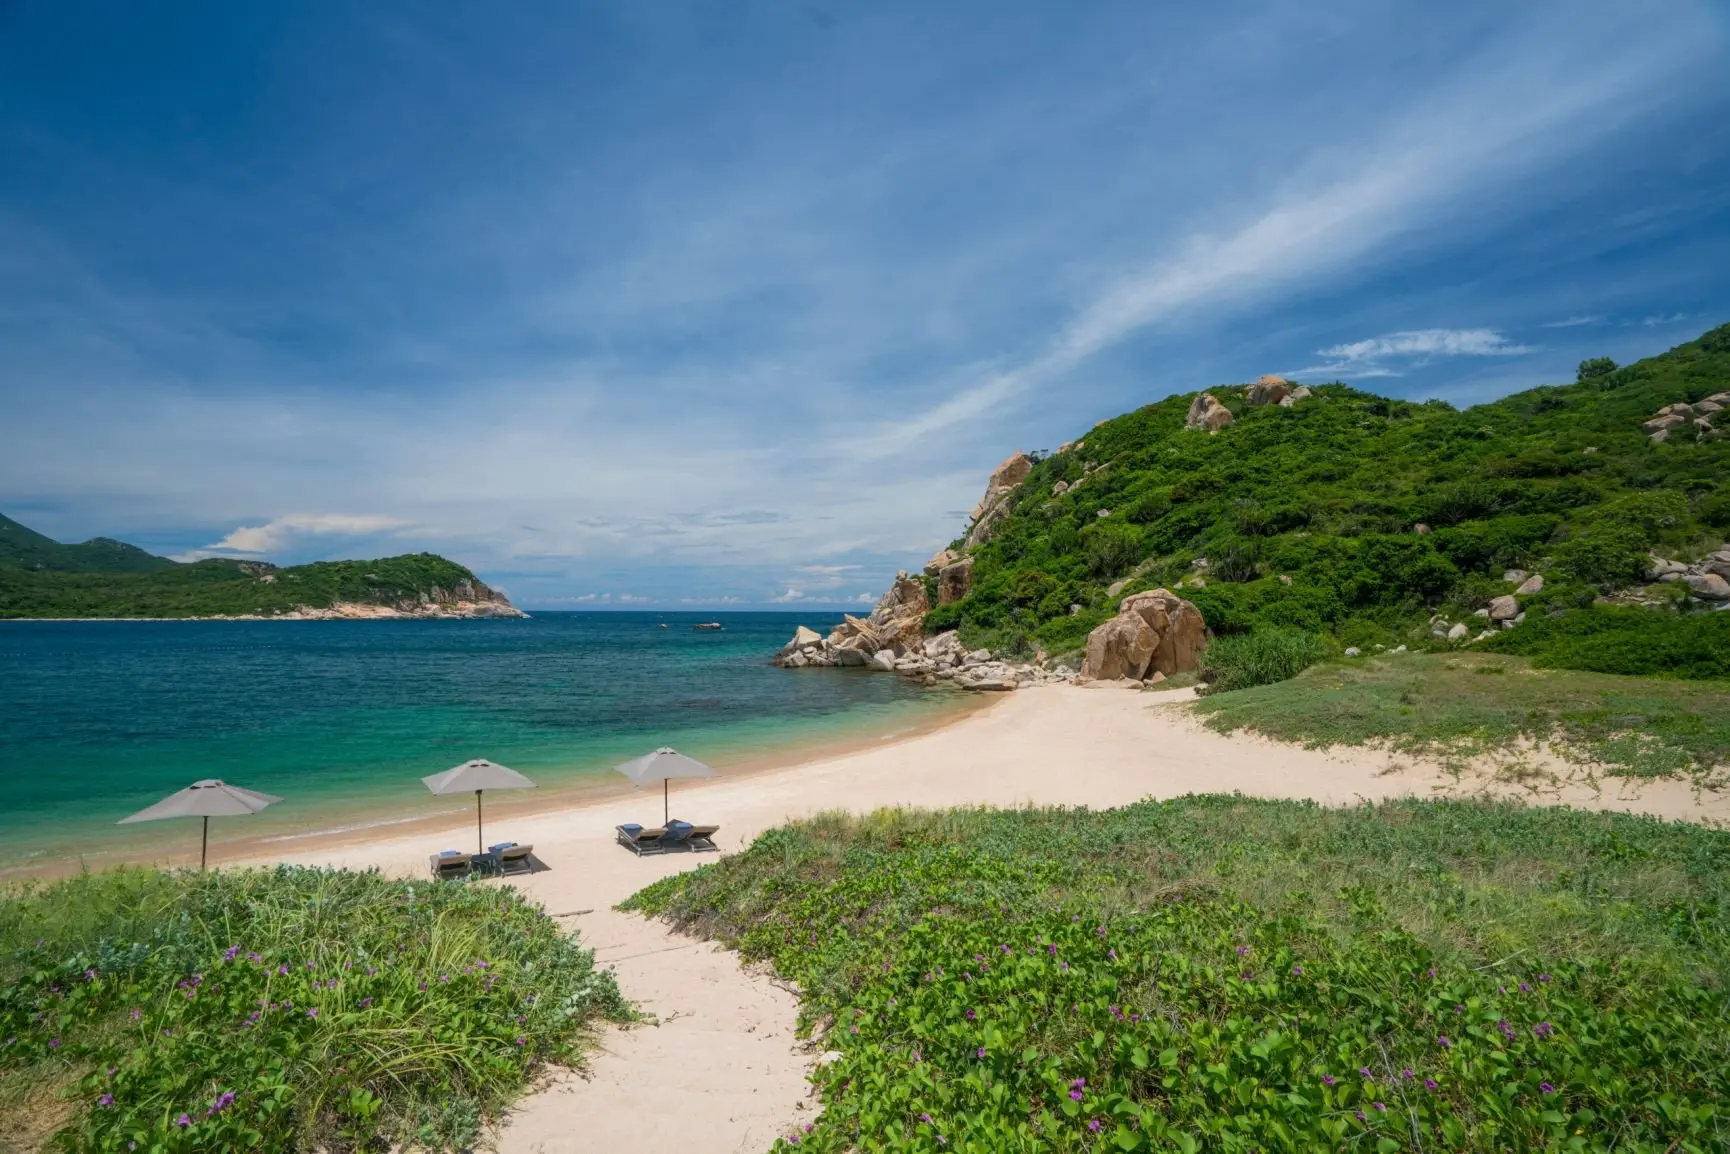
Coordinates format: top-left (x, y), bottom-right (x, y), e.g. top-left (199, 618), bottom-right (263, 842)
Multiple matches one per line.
top-left (0, 514), bottom-right (523, 619)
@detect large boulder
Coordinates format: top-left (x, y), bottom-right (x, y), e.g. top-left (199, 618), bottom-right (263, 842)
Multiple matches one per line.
top-left (963, 452), bottom-right (1035, 548)
top-left (1488, 594), bottom-right (1520, 621)
top-left (1278, 385), bottom-right (1312, 408)
top-left (778, 624), bottom-right (824, 654)
top-left (1686, 573), bottom-right (1730, 601)
top-left (1247, 376), bottom-right (1293, 406)
top-left (937, 556), bottom-right (975, 604)
top-left (1081, 612), bottom-right (1158, 682)
top-left (1119, 588), bottom-right (1209, 675)
top-left (1184, 393), bottom-right (1234, 432)
top-left (1081, 588), bottom-right (1209, 681)
top-left (866, 570), bottom-right (930, 651)
top-left (924, 548), bottom-right (959, 577)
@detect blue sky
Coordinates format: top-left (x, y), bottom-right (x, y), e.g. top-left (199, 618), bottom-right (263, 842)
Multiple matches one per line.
top-left (2, 1), bottom-right (1727, 609)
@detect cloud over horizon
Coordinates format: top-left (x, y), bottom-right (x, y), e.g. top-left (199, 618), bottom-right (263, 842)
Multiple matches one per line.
top-left (1, 1), bottom-right (1727, 607)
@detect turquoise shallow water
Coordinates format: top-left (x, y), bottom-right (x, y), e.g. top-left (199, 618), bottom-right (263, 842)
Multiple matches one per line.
top-left (0, 612), bottom-right (963, 870)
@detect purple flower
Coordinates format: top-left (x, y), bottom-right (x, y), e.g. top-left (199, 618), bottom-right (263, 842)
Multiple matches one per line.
top-left (964, 1009), bottom-right (975, 1021)
top-left (1424, 1078), bottom-right (1438, 1091)
top-left (223, 945), bottom-right (240, 962)
top-left (1437, 1035), bottom-right (1451, 1049)
top-left (359, 997), bottom-right (373, 1008)
top-left (1088, 1118), bottom-right (1103, 1132)
top-left (1237, 945), bottom-right (1250, 956)
top-left (85, 968), bottom-right (98, 981)
top-left (1518, 982), bottom-right (1530, 993)
top-left (1538, 972), bottom-right (1550, 983)
top-left (129, 1008), bottom-right (141, 1021)
top-left (1322, 1074), bottom-right (1336, 1086)
top-left (1540, 1082), bottom-right (1556, 1095)
top-left (976, 1047), bottom-right (986, 1058)
top-left (98, 1093), bottom-right (114, 1107)
top-left (1454, 1004), bottom-right (1465, 1014)
top-left (176, 1114), bottom-right (192, 1128)
top-left (1108, 948), bottom-right (1117, 961)
top-left (1373, 1102), bottom-right (1386, 1112)
top-left (1069, 1088), bottom-right (1084, 1101)
top-left (1360, 1067), bottom-right (1373, 1078)
top-left (920, 1113), bottom-right (932, 1125)
top-left (1292, 965), bottom-right (1303, 976)
top-left (515, 1036), bottom-right (527, 1046)
top-left (47, 1038), bottom-right (60, 1049)
top-left (1534, 1021), bottom-right (1555, 1038)
top-left (1401, 1068), bottom-right (1414, 1080)
top-left (1354, 1110), bottom-right (1365, 1121)
top-left (306, 1008), bottom-right (318, 1019)
top-left (1426, 967), bottom-right (1436, 978)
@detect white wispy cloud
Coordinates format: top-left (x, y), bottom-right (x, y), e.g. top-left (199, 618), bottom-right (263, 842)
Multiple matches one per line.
top-left (177, 514), bottom-right (412, 560)
top-left (1318, 329), bottom-right (1532, 361)
top-left (1542, 315), bottom-right (1605, 328)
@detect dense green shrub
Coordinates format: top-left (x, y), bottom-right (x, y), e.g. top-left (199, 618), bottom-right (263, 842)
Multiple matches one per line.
top-left (1197, 628), bottom-right (1329, 693)
top-left (1484, 605), bottom-right (1730, 680)
top-left (627, 798), bottom-right (1730, 1152)
top-left (0, 867), bottom-right (628, 1150)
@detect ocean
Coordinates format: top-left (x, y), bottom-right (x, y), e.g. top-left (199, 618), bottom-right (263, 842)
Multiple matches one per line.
top-left (0, 612), bottom-right (963, 872)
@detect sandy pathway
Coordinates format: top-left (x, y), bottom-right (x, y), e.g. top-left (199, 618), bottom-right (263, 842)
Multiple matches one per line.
top-left (251, 683), bottom-right (1729, 1151)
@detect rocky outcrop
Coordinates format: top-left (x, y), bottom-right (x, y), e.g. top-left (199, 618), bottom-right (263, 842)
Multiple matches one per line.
top-left (1278, 385), bottom-right (1312, 408)
top-left (1185, 393), bottom-right (1233, 433)
top-left (937, 556), bottom-right (974, 605)
top-left (1247, 376), bottom-right (1293, 406)
top-left (964, 452), bottom-right (1036, 548)
top-left (1649, 547), bottom-right (1730, 601)
top-left (1079, 588), bottom-right (1209, 682)
top-left (1644, 394), bottom-right (1729, 442)
top-left (924, 548), bottom-right (960, 576)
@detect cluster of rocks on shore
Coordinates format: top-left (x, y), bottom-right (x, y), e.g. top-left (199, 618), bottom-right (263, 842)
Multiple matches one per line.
top-left (1643, 393), bottom-right (1729, 442)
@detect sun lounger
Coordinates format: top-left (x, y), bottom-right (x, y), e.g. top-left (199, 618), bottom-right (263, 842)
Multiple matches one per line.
top-left (616, 824), bottom-right (670, 856)
top-left (429, 850), bottom-right (472, 880)
top-left (670, 820), bottom-right (720, 851)
top-left (489, 841), bottom-right (535, 875)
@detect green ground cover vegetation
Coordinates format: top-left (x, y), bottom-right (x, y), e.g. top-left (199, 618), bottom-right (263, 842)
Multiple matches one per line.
top-left (923, 323), bottom-right (1730, 685)
top-left (627, 797), bottom-right (1730, 1152)
top-left (0, 867), bottom-right (627, 1151)
top-left (1193, 651), bottom-right (1730, 781)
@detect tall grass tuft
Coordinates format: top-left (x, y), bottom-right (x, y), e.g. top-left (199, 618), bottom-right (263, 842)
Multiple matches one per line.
top-left (0, 866), bottom-right (629, 1152)
top-left (1197, 628), bottom-right (1328, 693)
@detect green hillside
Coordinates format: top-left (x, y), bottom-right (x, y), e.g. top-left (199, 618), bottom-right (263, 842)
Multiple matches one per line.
top-left (0, 513), bottom-right (175, 574)
top-left (928, 322), bottom-right (1730, 665)
top-left (0, 515), bottom-right (510, 618)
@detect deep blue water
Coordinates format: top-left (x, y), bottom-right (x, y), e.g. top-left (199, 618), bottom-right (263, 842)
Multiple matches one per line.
top-left (0, 612), bottom-right (957, 868)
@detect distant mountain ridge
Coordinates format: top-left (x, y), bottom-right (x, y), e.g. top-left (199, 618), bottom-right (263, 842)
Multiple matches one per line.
top-left (0, 513), bottom-right (177, 574)
top-left (0, 515), bottom-right (522, 619)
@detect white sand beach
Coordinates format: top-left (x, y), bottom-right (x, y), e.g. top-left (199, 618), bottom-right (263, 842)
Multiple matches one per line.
top-left (248, 684), bottom-right (1730, 1152)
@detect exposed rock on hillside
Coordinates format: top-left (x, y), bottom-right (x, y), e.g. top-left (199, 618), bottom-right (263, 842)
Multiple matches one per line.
top-left (964, 452), bottom-right (1036, 548)
top-left (1649, 548), bottom-right (1730, 601)
top-left (1645, 393), bottom-right (1729, 442)
top-left (1184, 393), bottom-right (1233, 432)
top-left (1079, 588), bottom-right (1209, 682)
top-left (937, 555), bottom-right (974, 605)
top-left (1247, 376), bottom-right (1293, 406)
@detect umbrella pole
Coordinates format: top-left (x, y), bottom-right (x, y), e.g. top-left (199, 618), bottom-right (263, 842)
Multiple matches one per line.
top-left (476, 790), bottom-right (484, 855)
top-left (664, 779), bottom-right (669, 826)
top-left (201, 815), bottom-right (209, 871)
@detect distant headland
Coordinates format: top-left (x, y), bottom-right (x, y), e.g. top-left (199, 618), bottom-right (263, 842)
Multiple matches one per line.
top-left (0, 513), bottom-right (523, 620)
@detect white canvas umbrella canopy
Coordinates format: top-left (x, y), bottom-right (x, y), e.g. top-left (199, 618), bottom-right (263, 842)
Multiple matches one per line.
top-left (118, 779), bottom-right (283, 869)
top-left (421, 759), bottom-right (536, 853)
top-left (614, 747), bottom-right (716, 825)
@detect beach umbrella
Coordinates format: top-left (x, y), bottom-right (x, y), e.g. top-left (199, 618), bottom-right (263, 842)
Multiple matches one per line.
top-left (614, 747), bottom-right (716, 825)
top-left (118, 779), bottom-right (283, 869)
top-left (422, 759), bottom-right (537, 854)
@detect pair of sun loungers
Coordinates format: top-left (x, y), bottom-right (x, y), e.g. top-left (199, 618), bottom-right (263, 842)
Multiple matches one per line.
top-left (428, 841), bottom-right (535, 880)
top-left (615, 819), bottom-right (719, 855)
